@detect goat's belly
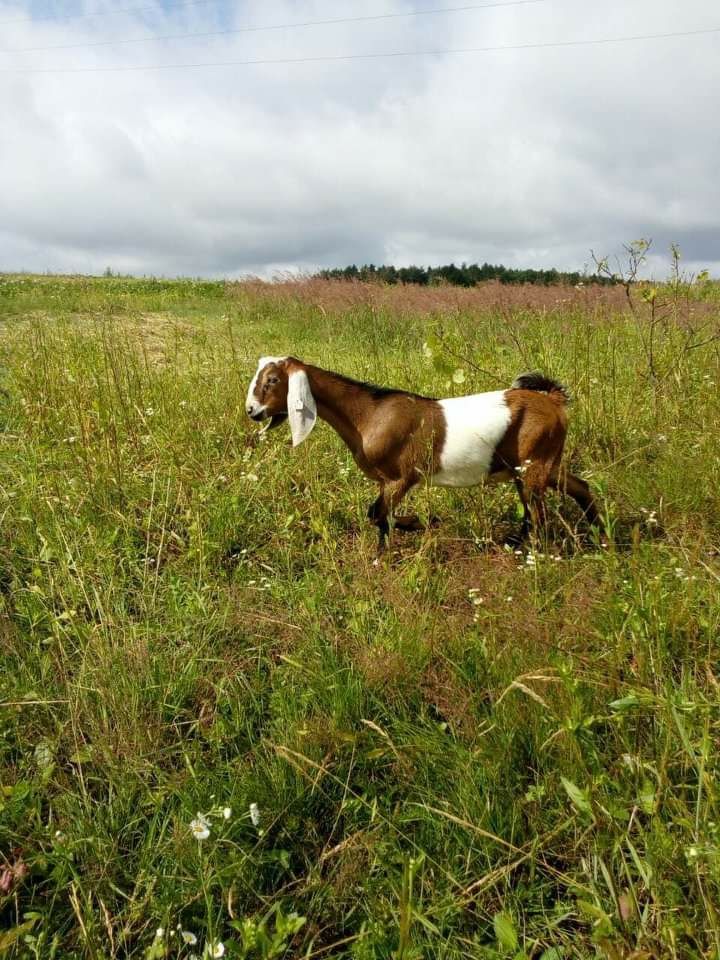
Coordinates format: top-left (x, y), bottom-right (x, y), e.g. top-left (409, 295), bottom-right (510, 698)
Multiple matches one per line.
top-left (430, 392), bottom-right (510, 488)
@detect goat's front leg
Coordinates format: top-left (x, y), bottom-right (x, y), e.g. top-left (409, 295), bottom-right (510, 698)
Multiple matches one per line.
top-left (367, 478), bottom-right (415, 555)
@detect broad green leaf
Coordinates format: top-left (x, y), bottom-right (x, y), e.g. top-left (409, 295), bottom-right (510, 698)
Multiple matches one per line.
top-left (0, 920), bottom-right (37, 954)
top-left (575, 900), bottom-right (610, 922)
top-left (638, 778), bottom-right (656, 815)
top-left (494, 911), bottom-right (519, 953)
top-left (561, 776), bottom-right (592, 815)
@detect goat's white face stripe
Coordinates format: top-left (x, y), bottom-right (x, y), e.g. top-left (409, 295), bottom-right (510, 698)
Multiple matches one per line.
top-left (431, 391), bottom-right (511, 487)
top-left (246, 355), bottom-right (286, 417)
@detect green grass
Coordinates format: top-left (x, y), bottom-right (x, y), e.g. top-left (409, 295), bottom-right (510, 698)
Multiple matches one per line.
top-left (1, 273), bottom-right (719, 959)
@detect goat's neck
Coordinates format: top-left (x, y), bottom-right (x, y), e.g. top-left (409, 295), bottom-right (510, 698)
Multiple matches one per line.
top-left (301, 364), bottom-right (370, 454)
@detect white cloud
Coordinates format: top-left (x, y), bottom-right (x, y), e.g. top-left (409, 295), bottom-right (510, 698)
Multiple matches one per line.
top-left (0, 0), bottom-right (718, 277)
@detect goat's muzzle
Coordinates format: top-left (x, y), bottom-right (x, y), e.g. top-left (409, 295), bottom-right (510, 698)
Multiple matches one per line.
top-left (247, 407), bottom-right (288, 431)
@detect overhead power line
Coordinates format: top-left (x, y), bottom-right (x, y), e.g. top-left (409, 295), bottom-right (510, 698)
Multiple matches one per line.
top-left (0, 0), bottom-right (539, 28)
top-left (3, 25), bottom-right (718, 75)
top-left (1, 1), bottom-right (545, 55)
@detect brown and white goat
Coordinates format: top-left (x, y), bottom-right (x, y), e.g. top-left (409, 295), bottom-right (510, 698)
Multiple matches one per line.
top-left (246, 357), bottom-right (601, 552)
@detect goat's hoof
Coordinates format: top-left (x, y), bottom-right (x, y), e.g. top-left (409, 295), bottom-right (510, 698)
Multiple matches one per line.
top-left (394, 515), bottom-right (423, 532)
top-left (394, 514), bottom-right (442, 532)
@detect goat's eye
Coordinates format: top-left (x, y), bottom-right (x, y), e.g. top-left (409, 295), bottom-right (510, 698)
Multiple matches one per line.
top-left (267, 376), bottom-right (279, 386)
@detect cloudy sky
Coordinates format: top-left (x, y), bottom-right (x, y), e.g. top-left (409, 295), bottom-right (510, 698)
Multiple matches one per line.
top-left (1, 0), bottom-right (718, 277)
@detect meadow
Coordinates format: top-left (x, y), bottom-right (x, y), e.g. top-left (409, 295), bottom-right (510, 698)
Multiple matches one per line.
top-left (1, 271), bottom-right (719, 959)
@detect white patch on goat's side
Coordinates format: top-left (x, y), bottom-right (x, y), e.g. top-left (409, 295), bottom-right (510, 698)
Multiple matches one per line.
top-left (431, 391), bottom-right (511, 487)
top-left (246, 355), bottom-right (286, 415)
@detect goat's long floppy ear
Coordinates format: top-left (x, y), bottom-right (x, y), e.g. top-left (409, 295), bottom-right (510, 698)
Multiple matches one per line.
top-left (287, 369), bottom-right (317, 447)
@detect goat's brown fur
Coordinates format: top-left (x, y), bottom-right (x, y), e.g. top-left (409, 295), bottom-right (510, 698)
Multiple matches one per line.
top-left (248, 358), bottom-right (601, 552)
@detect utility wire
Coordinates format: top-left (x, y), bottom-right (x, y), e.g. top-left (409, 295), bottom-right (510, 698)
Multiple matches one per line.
top-left (0, 0), bottom-right (539, 28)
top-left (3, 25), bottom-right (718, 74)
top-left (1, 1), bottom-right (544, 55)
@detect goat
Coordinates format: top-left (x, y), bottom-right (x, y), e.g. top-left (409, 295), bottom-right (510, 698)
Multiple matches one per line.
top-left (245, 357), bottom-right (601, 553)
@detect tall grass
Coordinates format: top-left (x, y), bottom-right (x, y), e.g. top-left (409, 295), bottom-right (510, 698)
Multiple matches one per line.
top-left (1, 274), bottom-right (719, 959)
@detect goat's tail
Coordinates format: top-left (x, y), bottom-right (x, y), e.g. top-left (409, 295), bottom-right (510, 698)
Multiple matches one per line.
top-left (510, 370), bottom-right (570, 405)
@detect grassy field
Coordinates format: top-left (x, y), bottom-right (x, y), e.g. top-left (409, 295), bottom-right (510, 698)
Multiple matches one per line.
top-left (1, 273), bottom-right (719, 959)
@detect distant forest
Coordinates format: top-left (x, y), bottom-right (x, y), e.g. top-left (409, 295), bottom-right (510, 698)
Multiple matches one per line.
top-left (316, 262), bottom-right (613, 287)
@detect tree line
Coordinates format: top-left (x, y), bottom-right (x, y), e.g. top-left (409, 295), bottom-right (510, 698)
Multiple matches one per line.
top-left (315, 262), bottom-right (614, 286)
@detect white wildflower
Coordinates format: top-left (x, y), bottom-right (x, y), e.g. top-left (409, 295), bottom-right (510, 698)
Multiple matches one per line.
top-left (181, 931), bottom-right (198, 946)
top-left (190, 815), bottom-right (210, 841)
top-left (206, 942), bottom-right (225, 958)
top-left (249, 802), bottom-right (260, 827)
top-left (245, 473), bottom-right (259, 483)
top-left (155, 928), bottom-right (165, 939)
top-left (223, 807), bottom-right (232, 820)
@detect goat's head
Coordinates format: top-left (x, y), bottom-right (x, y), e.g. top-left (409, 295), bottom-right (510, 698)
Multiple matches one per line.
top-left (246, 356), bottom-right (317, 446)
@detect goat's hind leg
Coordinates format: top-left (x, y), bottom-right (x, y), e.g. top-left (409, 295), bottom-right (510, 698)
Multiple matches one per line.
top-left (549, 468), bottom-right (602, 530)
top-left (511, 472), bottom-right (546, 543)
top-left (513, 476), bottom-right (532, 541)
top-left (516, 463), bottom-right (550, 545)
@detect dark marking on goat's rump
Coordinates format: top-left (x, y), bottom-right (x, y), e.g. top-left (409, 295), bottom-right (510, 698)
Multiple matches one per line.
top-left (511, 370), bottom-right (571, 403)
